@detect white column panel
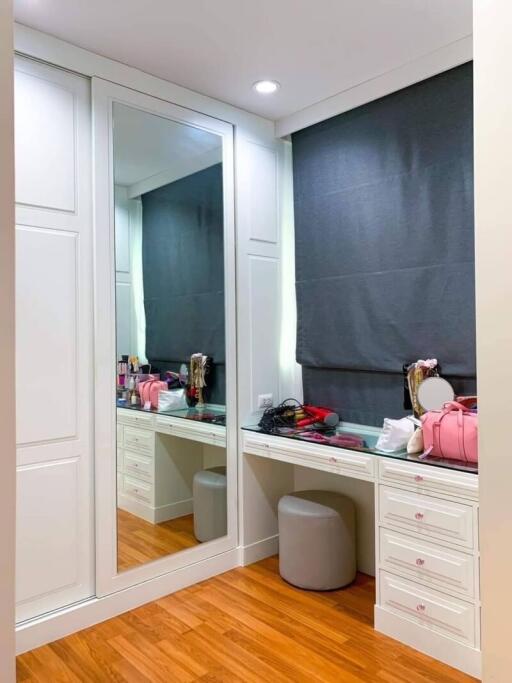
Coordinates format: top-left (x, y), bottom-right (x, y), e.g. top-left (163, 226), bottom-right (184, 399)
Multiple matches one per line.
top-left (16, 227), bottom-right (77, 445)
top-left (14, 56), bottom-right (94, 622)
top-left (15, 69), bottom-right (76, 212)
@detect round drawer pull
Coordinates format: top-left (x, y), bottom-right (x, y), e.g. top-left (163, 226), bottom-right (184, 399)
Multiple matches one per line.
top-left (329, 456), bottom-right (337, 464)
top-left (416, 603), bottom-right (426, 612)
top-left (414, 512), bottom-right (424, 521)
top-left (415, 558), bottom-right (425, 566)
top-left (414, 475), bottom-right (424, 482)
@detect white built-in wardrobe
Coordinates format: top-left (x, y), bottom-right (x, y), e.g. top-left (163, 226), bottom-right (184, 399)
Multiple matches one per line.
top-left (15, 56), bottom-right (95, 622)
top-left (13, 29), bottom-right (287, 649)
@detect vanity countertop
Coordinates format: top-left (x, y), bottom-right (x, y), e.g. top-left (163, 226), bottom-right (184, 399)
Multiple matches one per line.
top-left (242, 421), bottom-right (478, 474)
top-left (118, 403), bottom-right (226, 426)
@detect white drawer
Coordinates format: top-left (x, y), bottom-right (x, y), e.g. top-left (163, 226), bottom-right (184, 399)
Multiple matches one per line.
top-left (123, 475), bottom-right (153, 504)
top-left (117, 409), bottom-right (153, 429)
top-left (124, 426), bottom-right (154, 455)
top-left (117, 423), bottom-right (124, 447)
top-left (124, 450), bottom-right (153, 482)
top-left (379, 528), bottom-right (475, 599)
top-left (243, 432), bottom-right (375, 482)
top-left (379, 485), bottom-right (474, 549)
top-left (378, 457), bottom-right (478, 501)
top-left (379, 571), bottom-right (476, 647)
top-left (117, 448), bottom-right (123, 473)
top-left (155, 416), bottom-right (226, 447)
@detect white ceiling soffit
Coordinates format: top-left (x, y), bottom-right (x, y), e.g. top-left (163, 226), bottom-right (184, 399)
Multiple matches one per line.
top-left (14, 0), bottom-right (472, 133)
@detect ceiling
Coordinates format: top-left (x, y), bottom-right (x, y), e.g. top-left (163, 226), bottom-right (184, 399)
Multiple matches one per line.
top-left (14, 0), bottom-right (472, 121)
top-left (113, 102), bottom-right (221, 194)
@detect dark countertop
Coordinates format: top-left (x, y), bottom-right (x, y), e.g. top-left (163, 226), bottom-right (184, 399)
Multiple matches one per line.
top-left (118, 403), bottom-right (226, 427)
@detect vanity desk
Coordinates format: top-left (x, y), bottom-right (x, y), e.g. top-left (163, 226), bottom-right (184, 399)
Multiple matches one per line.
top-left (117, 406), bottom-right (226, 524)
top-left (242, 422), bottom-right (480, 678)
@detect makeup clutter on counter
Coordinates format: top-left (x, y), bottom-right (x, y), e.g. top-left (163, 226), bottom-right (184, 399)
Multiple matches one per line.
top-left (116, 352), bottom-right (223, 417)
top-left (257, 359), bottom-right (478, 470)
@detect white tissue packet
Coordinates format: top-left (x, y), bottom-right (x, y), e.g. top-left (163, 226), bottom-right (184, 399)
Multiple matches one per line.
top-left (376, 417), bottom-right (414, 453)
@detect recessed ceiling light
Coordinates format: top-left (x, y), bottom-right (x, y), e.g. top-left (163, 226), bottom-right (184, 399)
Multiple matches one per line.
top-left (253, 80), bottom-right (280, 95)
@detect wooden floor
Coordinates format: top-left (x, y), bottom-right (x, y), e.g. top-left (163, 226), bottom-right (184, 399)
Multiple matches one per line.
top-left (117, 509), bottom-right (200, 571)
top-left (17, 557), bottom-right (477, 682)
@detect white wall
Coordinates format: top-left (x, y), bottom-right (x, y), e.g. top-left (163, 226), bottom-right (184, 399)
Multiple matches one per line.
top-left (474, 2), bottom-right (512, 680)
top-left (0, 1), bottom-right (16, 680)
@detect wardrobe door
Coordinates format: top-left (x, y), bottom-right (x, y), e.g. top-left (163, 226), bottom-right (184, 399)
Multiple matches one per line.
top-left (14, 56), bottom-right (94, 621)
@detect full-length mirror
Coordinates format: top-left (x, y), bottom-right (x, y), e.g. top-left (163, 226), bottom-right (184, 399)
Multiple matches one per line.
top-left (113, 103), bottom-right (227, 572)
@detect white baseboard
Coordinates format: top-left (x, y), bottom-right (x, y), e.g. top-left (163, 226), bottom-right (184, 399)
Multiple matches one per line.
top-left (16, 548), bottom-right (238, 655)
top-left (154, 498), bottom-right (193, 523)
top-left (240, 534), bottom-right (279, 566)
top-left (374, 605), bottom-right (481, 680)
top-left (118, 495), bottom-right (193, 524)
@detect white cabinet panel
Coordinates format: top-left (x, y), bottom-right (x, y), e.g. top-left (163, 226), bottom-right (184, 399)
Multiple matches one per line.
top-left (115, 281), bottom-right (133, 358)
top-left (15, 226), bottom-right (77, 445)
top-left (248, 256), bottom-right (280, 412)
top-left (16, 461), bottom-right (81, 620)
top-left (245, 142), bottom-right (278, 244)
top-left (15, 56), bottom-right (94, 622)
top-left (14, 69), bottom-right (76, 212)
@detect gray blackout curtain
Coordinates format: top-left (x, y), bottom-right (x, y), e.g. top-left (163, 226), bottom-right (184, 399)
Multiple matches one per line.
top-left (291, 63), bottom-right (475, 425)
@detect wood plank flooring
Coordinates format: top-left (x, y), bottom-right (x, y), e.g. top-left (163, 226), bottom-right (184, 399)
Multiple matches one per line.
top-left (117, 509), bottom-right (199, 571)
top-left (17, 557), bottom-right (478, 682)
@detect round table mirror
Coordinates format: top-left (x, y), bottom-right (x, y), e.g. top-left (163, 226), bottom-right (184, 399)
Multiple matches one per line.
top-left (417, 376), bottom-right (455, 412)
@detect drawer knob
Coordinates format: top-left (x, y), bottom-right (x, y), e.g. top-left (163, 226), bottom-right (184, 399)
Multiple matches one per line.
top-left (414, 475), bottom-right (424, 482)
top-left (416, 603), bottom-right (426, 612)
top-left (414, 512), bottom-right (424, 521)
top-left (415, 558), bottom-right (425, 567)
top-left (329, 456), bottom-right (337, 463)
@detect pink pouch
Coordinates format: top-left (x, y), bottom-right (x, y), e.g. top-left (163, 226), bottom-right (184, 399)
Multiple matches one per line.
top-left (138, 379), bottom-right (167, 409)
top-left (421, 401), bottom-right (478, 463)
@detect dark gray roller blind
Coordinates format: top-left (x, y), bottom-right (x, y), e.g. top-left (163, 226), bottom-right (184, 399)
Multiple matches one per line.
top-left (292, 63), bottom-right (475, 425)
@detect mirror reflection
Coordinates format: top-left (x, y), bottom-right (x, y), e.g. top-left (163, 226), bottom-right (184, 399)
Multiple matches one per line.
top-left (113, 103), bottom-right (227, 572)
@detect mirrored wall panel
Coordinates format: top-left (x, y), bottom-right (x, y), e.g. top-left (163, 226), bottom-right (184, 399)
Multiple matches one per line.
top-left (113, 103), bottom-right (227, 572)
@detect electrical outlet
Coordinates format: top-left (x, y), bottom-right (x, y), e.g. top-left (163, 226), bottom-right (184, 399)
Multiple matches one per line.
top-left (257, 393), bottom-right (274, 410)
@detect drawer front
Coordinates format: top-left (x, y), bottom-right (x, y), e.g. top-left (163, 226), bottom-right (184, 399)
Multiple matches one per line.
top-left (124, 450), bottom-right (153, 482)
top-left (117, 423), bottom-right (124, 447)
top-left (379, 571), bottom-right (475, 646)
top-left (378, 458), bottom-right (478, 501)
top-left (124, 426), bottom-right (154, 454)
top-left (123, 475), bottom-right (153, 504)
top-left (379, 485), bottom-right (473, 549)
top-left (117, 409), bottom-right (153, 429)
top-left (243, 432), bottom-right (375, 481)
top-left (156, 416), bottom-right (226, 447)
top-left (379, 528), bottom-right (475, 599)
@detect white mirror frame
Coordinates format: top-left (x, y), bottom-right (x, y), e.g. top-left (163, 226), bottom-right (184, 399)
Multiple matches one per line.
top-left (92, 78), bottom-right (237, 597)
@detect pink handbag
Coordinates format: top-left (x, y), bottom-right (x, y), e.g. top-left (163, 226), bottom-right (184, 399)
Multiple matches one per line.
top-left (138, 379), bottom-right (167, 409)
top-left (421, 401), bottom-right (478, 463)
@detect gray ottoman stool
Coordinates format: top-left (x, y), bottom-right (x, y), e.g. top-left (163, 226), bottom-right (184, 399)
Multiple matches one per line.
top-left (193, 466), bottom-right (227, 542)
top-left (278, 490), bottom-right (356, 590)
